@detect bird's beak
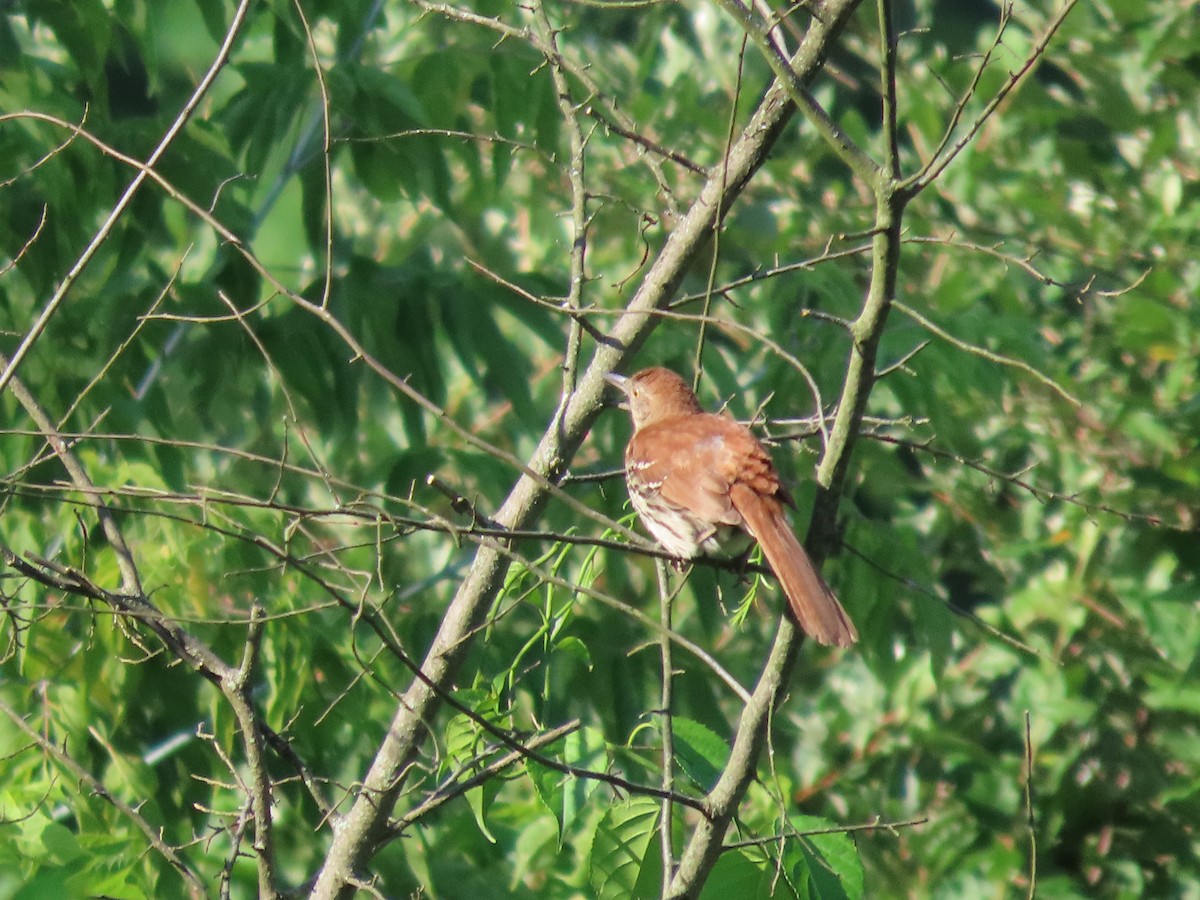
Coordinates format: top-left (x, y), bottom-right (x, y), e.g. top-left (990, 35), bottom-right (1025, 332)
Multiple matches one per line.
top-left (602, 371), bottom-right (630, 408)
top-left (603, 372), bottom-right (630, 392)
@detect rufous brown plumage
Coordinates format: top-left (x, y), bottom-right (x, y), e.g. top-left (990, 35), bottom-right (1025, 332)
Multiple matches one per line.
top-left (605, 367), bottom-right (857, 647)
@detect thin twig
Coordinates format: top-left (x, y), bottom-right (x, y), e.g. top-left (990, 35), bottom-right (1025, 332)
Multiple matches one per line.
top-left (873, 433), bottom-right (1165, 526)
top-left (723, 814), bottom-right (929, 849)
top-left (692, 31), bottom-right (749, 393)
top-left (657, 560), bottom-right (677, 892)
top-left (290, 0), bottom-right (336, 309)
top-left (1024, 710), bottom-right (1038, 900)
top-left (533, 0), bottom-right (590, 410)
top-left (0, 205), bottom-right (48, 278)
top-left (391, 720), bottom-right (581, 832)
top-left (414, 0), bottom-right (682, 214)
top-left (710, 0), bottom-right (879, 183)
top-left (226, 604), bottom-right (279, 899)
top-left (669, 0), bottom-right (896, 892)
top-left (893, 300), bottom-right (1082, 407)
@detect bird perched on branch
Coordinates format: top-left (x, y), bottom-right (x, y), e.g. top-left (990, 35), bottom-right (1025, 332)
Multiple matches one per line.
top-left (605, 367), bottom-right (857, 648)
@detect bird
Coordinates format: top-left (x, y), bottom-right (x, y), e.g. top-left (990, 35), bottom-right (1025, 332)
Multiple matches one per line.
top-left (604, 366), bottom-right (858, 647)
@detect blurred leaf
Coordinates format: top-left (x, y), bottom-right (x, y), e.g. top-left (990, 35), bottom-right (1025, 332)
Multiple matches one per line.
top-left (252, 174), bottom-right (308, 288)
top-left (37, 824), bottom-right (81, 866)
top-left (224, 62), bottom-right (312, 174)
top-left (13, 867), bottom-right (70, 900)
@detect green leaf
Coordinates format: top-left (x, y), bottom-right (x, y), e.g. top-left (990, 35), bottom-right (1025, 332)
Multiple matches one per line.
top-left (438, 287), bottom-right (537, 424)
top-left (529, 726), bottom-right (607, 844)
top-left (672, 717), bottom-right (728, 792)
top-left (466, 782), bottom-right (500, 844)
top-left (588, 796), bottom-right (660, 900)
top-left (554, 635), bottom-right (593, 670)
top-left (251, 174), bottom-right (308, 291)
top-left (700, 851), bottom-right (772, 900)
top-left (13, 867), bottom-right (70, 900)
top-left (31, 0), bottom-right (112, 85)
top-left (38, 823), bottom-right (81, 866)
top-left (791, 815), bottom-right (864, 900)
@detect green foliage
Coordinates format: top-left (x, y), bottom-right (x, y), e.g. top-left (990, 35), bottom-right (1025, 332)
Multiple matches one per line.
top-left (1, 0), bottom-right (1198, 896)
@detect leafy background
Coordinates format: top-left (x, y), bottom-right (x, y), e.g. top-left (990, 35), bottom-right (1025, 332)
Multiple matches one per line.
top-left (1, 0), bottom-right (1198, 897)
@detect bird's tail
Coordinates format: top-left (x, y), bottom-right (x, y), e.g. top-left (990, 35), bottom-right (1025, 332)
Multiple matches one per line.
top-left (730, 484), bottom-right (858, 647)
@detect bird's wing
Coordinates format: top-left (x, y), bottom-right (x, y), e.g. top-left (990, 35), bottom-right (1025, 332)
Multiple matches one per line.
top-left (632, 413), bottom-right (783, 527)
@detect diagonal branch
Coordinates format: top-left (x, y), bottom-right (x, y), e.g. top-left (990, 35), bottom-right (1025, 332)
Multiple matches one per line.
top-left (710, 0), bottom-right (880, 184)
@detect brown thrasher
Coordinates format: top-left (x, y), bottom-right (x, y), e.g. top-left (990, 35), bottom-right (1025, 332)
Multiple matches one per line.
top-left (605, 367), bottom-right (858, 647)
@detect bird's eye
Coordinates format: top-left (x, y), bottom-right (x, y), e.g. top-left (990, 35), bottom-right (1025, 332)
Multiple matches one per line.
top-left (632, 387), bottom-right (640, 398)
